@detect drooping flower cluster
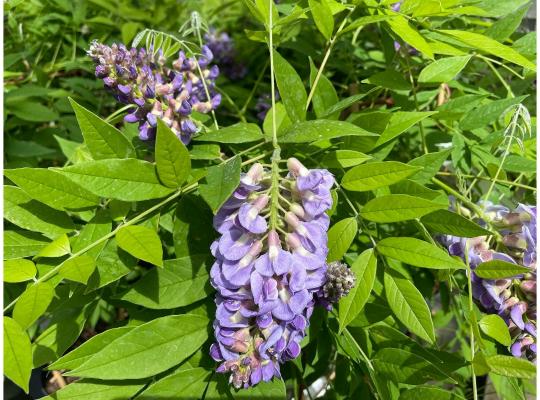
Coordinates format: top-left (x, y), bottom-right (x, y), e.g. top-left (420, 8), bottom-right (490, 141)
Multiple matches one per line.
top-left (440, 203), bottom-right (537, 361)
top-left (209, 158), bottom-right (336, 388)
top-left (255, 90), bottom-right (280, 121)
top-left (88, 41), bottom-right (221, 144)
top-left (204, 28), bottom-right (247, 80)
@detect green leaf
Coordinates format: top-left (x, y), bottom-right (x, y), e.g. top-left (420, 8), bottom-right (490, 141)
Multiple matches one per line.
top-left (384, 269), bottom-right (435, 343)
top-left (4, 186), bottom-right (75, 237)
top-left (232, 378), bottom-right (287, 399)
top-left (319, 89), bottom-right (379, 118)
top-left (199, 157), bottom-right (241, 213)
top-left (58, 159), bottom-right (175, 201)
top-left (309, 59), bottom-right (339, 119)
top-left (475, 260), bottom-right (530, 279)
top-left (408, 149), bottom-right (451, 184)
top-left (273, 50), bottom-right (307, 122)
top-left (190, 144), bottom-right (221, 160)
top-left (173, 195), bottom-right (215, 257)
top-left (440, 30), bottom-right (536, 70)
top-left (4, 259), bottom-right (37, 283)
top-left (340, 14), bottom-right (396, 35)
top-left (118, 255), bottom-right (211, 309)
top-left (4, 168), bottom-right (100, 211)
top-left (4, 231), bottom-right (50, 260)
top-left (9, 102), bottom-right (59, 122)
top-left (195, 122), bottom-right (264, 143)
top-left (66, 314), bottom-right (209, 380)
top-left (377, 237), bottom-right (465, 269)
top-left (421, 209), bottom-right (492, 237)
top-left (49, 327), bottom-right (132, 370)
top-left (116, 225), bottom-right (163, 267)
top-left (40, 380), bottom-right (143, 400)
top-left (485, 5), bottom-right (528, 41)
top-left (400, 386), bottom-right (466, 400)
top-left (138, 367), bottom-right (210, 398)
top-left (69, 98), bottom-right (135, 159)
top-left (373, 348), bottom-right (449, 384)
top-left (363, 70), bottom-right (410, 91)
top-left (321, 150), bottom-right (371, 169)
top-left (278, 119), bottom-right (376, 143)
top-left (155, 120), bottom-right (191, 188)
top-left (376, 111), bottom-right (436, 146)
top-left (32, 306), bottom-right (89, 367)
top-left (87, 239), bottom-right (136, 291)
top-left (360, 194), bottom-right (445, 223)
top-left (485, 355), bottom-right (536, 379)
top-left (418, 55), bottom-right (472, 83)
top-left (460, 96), bottom-right (527, 130)
top-left (327, 218), bottom-right (358, 262)
top-left (338, 249), bottom-right (377, 332)
top-left (58, 255), bottom-right (97, 284)
top-left (387, 16), bottom-right (433, 59)
top-left (309, 0), bottom-right (334, 39)
top-left (13, 282), bottom-right (55, 329)
top-left (479, 315), bottom-right (512, 346)
top-left (4, 317), bottom-right (32, 393)
top-left (342, 161), bottom-right (421, 191)
top-left (35, 234), bottom-right (71, 258)
top-left (71, 210), bottom-right (112, 259)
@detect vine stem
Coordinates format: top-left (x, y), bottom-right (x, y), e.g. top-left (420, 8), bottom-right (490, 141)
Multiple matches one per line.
top-left (3, 182), bottom-right (198, 313)
top-left (305, 8), bottom-right (354, 111)
top-left (267, 0), bottom-right (282, 231)
top-left (436, 172), bottom-right (535, 192)
top-left (482, 108), bottom-right (521, 209)
top-left (464, 240), bottom-right (478, 400)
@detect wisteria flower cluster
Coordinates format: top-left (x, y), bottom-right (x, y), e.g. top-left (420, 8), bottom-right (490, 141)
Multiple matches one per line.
top-left (209, 158), bottom-right (339, 388)
top-left (88, 41), bottom-right (221, 144)
top-left (204, 28), bottom-right (247, 80)
top-left (440, 204), bottom-right (537, 361)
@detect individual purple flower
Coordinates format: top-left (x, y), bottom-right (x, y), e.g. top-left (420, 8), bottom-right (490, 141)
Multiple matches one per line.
top-left (210, 158), bottom-right (338, 388)
top-left (88, 40), bottom-right (221, 144)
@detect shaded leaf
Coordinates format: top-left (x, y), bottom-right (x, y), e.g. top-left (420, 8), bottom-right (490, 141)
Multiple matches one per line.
top-left (116, 225), bottom-right (163, 267)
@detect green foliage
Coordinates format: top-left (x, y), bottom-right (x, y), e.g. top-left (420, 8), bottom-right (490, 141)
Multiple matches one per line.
top-left (3, 0), bottom-right (536, 398)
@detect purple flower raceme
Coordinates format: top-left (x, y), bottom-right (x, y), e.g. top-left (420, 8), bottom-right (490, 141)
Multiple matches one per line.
top-left (255, 91), bottom-right (280, 121)
top-left (209, 158), bottom-right (346, 388)
top-left (204, 28), bottom-right (247, 80)
top-left (439, 203), bottom-right (537, 361)
top-left (88, 41), bottom-right (221, 144)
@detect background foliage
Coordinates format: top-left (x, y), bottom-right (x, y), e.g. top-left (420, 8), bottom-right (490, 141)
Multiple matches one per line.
top-left (3, 0), bottom-right (537, 399)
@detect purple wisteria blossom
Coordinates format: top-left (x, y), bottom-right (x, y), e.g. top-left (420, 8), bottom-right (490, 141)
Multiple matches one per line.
top-left (439, 203), bottom-right (537, 361)
top-left (88, 41), bottom-right (221, 144)
top-left (210, 158), bottom-right (342, 388)
top-left (204, 28), bottom-right (247, 80)
top-left (255, 91), bottom-right (280, 121)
